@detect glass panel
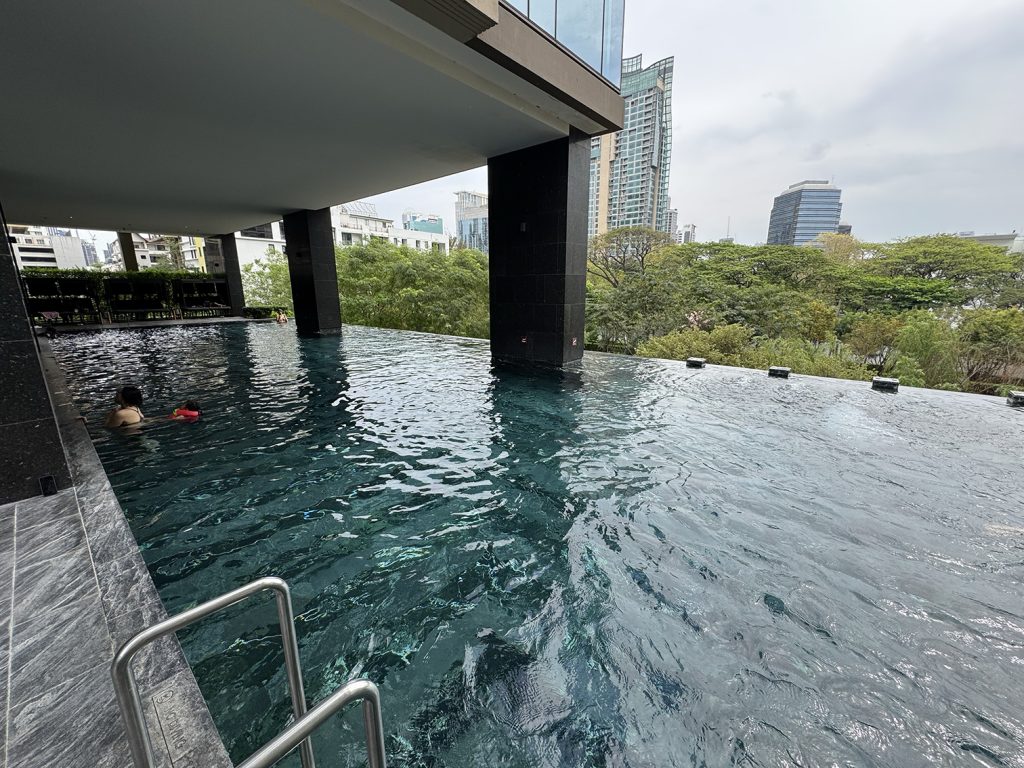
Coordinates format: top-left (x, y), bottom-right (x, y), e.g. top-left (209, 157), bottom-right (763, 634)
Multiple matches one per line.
top-left (555, 0), bottom-right (603, 73)
top-left (506, 0), bottom-right (527, 13)
top-left (531, 0), bottom-right (556, 35)
top-left (601, 0), bottom-right (625, 86)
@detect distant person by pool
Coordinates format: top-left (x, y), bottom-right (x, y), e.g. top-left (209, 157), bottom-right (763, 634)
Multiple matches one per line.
top-left (170, 400), bottom-right (202, 422)
top-left (104, 386), bottom-right (144, 428)
top-left (276, 310), bottom-right (288, 324)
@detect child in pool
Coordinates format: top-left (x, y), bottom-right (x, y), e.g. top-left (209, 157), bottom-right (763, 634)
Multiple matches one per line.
top-left (170, 400), bottom-right (202, 421)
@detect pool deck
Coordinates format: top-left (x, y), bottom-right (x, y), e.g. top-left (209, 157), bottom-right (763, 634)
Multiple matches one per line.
top-left (0, 343), bottom-right (231, 767)
top-left (44, 316), bottom-right (277, 334)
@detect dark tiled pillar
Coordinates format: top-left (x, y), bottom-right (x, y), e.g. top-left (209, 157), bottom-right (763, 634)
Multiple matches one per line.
top-left (117, 231), bottom-right (139, 272)
top-left (0, 215), bottom-right (70, 503)
top-left (488, 130), bottom-right (589, 366)
top-left (283, 208), bottom-right (341, 337)
top-left (214, 233), bottom-right (246, 316)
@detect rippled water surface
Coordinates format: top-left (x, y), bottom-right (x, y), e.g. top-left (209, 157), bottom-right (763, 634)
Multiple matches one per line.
top-left (52, 323), bottom-right (1024, 767)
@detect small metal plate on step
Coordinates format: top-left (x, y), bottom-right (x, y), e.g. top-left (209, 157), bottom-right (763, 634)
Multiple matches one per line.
top-left (872, 377), bottom-right (899, 393)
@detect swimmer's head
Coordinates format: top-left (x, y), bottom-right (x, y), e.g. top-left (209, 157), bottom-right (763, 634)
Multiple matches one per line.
top-left (118, 386), bottom-right (143, 408)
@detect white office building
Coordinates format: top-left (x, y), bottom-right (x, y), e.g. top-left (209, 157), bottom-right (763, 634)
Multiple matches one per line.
top-left (8, 225), bottom-right (89, 269)
top-left (676, 223), bottom-right (696, 244)
top-left (956, 231), bottom-right (1024, 253)
top-left (666, 208), bottom-right (678, 242)
top-left (331, 202), bottom-right (448, 253)
top-left (109, 233), bottom-right (177, 270)
top-left (233, 222), bottom-right (287, 269)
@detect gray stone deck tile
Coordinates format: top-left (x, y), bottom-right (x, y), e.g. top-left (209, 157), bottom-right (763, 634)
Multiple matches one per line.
top-left (14, 488), bottom-right (79, 530)
top-left (14, 511), bottom-right (85, 569)
top-left (107, 597), bottom-right (189, 697)
top-left (96, 551), bottom-right (157, 623)
top-left (12, 543), bottom-right (98, 625)
top-left (0, 606), bottom-right (9, 761)
top-left (7, 660), bottom-right (133, 768)
top-left (9, 590), bottom-right (111, 707)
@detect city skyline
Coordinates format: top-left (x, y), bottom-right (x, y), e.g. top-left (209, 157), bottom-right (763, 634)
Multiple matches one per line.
top-left (73, 0), bottom-right (1024, 250)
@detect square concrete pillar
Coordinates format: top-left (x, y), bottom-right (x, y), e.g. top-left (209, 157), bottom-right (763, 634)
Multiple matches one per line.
top-left (488, 130), bottom-right (589, 366)
top-left (283, 208), bottom-right (341, 336)
top-left (214, 233), bottom-right (246, 316)
top-left (117, 231), bottom-right (139, 272)
top-left (0, 216), bottom-right (70, 503)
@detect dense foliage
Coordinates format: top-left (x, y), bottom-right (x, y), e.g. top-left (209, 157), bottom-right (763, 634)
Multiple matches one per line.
top-left (588, 230), bottom-right (1024, 393)
top-left (22, 266), bottom-right (219, 281)
top-left (238, 231), bottom-right (1024, 393)
top-left (241, 242), bottom-right (490, 339)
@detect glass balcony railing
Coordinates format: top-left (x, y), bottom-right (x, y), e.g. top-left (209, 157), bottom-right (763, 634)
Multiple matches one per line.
top-left (503, 0), bottom-right (625, 87)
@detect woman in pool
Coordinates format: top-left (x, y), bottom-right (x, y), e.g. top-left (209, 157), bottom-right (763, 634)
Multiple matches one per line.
top-left (104, 386), bottom-right (144, 428)
top-left (276, 310), bottom-right (288, 324)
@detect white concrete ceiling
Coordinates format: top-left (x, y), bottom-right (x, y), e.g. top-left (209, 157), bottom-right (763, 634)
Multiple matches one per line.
top-left (0, 0), bottom-right (590, 234)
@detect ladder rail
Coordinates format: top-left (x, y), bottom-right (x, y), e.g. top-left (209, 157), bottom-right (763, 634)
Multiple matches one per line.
top-left (237, 678), bottom-right (386, 768)
top-left (111, 576), bottom-right (317, 768)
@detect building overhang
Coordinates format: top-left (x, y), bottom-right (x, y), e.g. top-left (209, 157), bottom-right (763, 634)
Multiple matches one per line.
top-left (0, 0), bottom-right (623, 236)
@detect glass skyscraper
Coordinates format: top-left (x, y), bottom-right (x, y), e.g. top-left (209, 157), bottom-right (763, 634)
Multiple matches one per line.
top-left (455, 191), bottom-right (489, 253)
top-left (766, 180), bottom-right (843, 246)
top-left (589, 54), bottom-right (674, 236)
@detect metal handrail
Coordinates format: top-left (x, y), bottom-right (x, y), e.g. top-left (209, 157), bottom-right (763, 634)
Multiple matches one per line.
top-left (238, 678), bottom-right (387, 768)
top-left (111, 576), bottom-right (316, 768)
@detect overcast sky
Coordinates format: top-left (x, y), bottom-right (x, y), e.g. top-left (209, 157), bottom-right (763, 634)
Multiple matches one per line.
top-left (86, 0), bottom-right (1022, 248)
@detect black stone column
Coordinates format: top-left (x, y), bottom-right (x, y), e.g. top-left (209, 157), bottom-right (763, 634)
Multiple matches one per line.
top-left (0, 209), bottom-right (70, 503)
top-left (488, 130), bottom-right (589, 366)
top-left (117, 231), bottom-right (139, 272)
top-left (214, 233), bottom-right (246, 316)
top-left (282, 208), bottom-right (341, 337)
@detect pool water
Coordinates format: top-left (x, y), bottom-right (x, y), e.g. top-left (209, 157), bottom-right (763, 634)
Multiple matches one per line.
top-left (52, 324), bottom-right (1024, 767)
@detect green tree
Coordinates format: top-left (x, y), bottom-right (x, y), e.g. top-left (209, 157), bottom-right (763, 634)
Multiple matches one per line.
top-left (816, 233), bottom-right (865, 263)
top-left (586, 271), bottom-right (685, 353)
top-left (800, 299), bottom-right (837, 344)
top-left (843, 314), bottom-right (903, 368)
top-left (868, 235), bottom-right (1021, 306)
top-left (891, 311), bottom-right (960, 389)
top-left (241, 246), bottom-right (293, 311)
top-left (336, 241), bottom-right (489, 338)
top-left (957, 308), bottom-right (1024, 384)
top-left (587, 226), bottom-right (673, 287)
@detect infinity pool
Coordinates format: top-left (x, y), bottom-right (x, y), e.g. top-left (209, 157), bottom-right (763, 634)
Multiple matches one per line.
top-left (52, 323), bottom-right (1024, 767)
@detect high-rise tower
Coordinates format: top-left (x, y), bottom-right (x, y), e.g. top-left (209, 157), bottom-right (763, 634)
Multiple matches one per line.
top-left (589, 54), bottom-right (674, 236)
top-left (766, 180), bottom-right (843, 246)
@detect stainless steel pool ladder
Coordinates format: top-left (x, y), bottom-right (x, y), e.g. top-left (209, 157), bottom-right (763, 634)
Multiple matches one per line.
top-left (111, 576), bottom-right (387, 768)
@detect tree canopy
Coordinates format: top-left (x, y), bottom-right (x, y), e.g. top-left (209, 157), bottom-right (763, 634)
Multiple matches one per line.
top-left (241, 241), bottom-right (489, 339)
top-left (588, 233), bottom-right (1024, 393)
top-left (239, 230), bottom-right (1024, 394)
